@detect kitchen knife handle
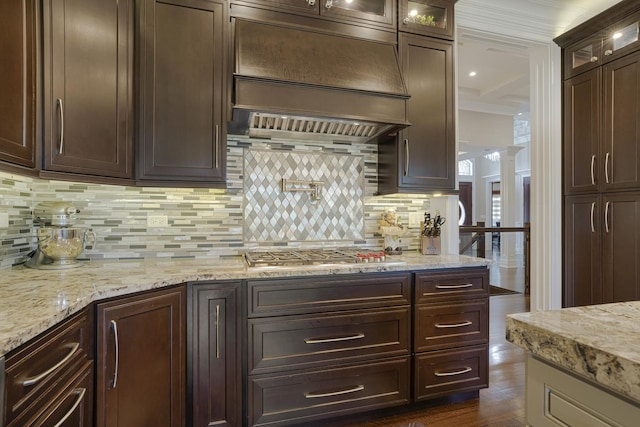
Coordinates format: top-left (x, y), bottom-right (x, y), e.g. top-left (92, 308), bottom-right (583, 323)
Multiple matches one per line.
top-left (605, 201), bottom-right (610, 233)
top-left (404, 139), bottom-right (409, 176)
top-left (110, 320), bottom-right (119, 389)
top-left (605, 152), bottom-right (610, 184)
top-left (215, 124), bottom-right (220, 169)
top-left (590, 202), bottom-right (595, 233)
top-left (590, 155), bottom-right (596, 185)
top-left (57, 98), bottom-right (64, 155)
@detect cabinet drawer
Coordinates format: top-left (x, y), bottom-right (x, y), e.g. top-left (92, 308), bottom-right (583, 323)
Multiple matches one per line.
top-left (415, 268), bottom-right (488, 303)
top-left (249, 307), bottom-right (410, 374)
top-left (28, 361), bottom-right (94, 427)
top-left (4, 308), bottom-right (93, 426)
top-left (249, 357), bottom-right (410, 426)
top-left (248, 273), bottom-right (411, 317)
top-left (414, 345), bottom-right (488, 401)
top-left (415, 299), bottom-right (488, 352)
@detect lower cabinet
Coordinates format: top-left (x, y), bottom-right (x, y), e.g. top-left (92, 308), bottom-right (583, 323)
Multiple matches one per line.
top-left (95, 285), bottom-right (186, 427)
top-left (189, 281), bottom-right (241, 427)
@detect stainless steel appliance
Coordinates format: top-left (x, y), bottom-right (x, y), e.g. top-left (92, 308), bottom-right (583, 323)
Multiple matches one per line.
top-left (25, 202), bottom-right (96, 269)
top-left (244, 248), bottom-right (389, 268)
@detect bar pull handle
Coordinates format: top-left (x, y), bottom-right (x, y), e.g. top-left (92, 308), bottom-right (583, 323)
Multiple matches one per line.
top-left (215, 304), bottom-right (220, 359)
top-left (215, 124), bottom-right (220, 169)
top-left (435, 321), bottom-right (473, 329)
top-left (304, 385), bottom-right (364, 399)
top-left (52, 388), bottom-right (86, 427)
top-left (305, 333), bottom-right (365, 344)
top-left (435, 283), bottom-right (473, 289)
top-left (21, 342), bottom-right (79, 386)
top-left (591, 154), bottom-right (596, 185)
top-left (590, 202), bottom-right (595, 233)
top-left (110, 320), bottom-right (119, 389)
top-left (434, 367), bottom-right (472, 377)
top-left (404, 139), bottom-right (409, 176)
top-left (605, 201), bottom-right (610, 233)
top-left (605, 152), bottom-right (610, 184)
top-left (57, 98), bottom-right (65, 154)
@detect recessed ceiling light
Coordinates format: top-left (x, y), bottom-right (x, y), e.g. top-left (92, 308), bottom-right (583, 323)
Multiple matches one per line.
top-left (469, 71), bottom-right (477, 77)
top-left (613, 32), bottom-right (623, 40)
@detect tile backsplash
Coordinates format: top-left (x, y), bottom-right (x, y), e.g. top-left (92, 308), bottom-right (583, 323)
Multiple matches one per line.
top-left (0, 135), bottom-right (432, 268)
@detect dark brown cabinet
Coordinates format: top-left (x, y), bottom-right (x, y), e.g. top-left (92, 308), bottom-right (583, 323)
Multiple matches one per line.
top-left (378, 32), bottom-right (455, 194)
top-left (232, 0), bottom-right (396, 32)
top-left (2, 308), bottom-right (93, 427)
top-left (189, 282), bottom-right (241, 427)
top-left (398, 0), bottom-right (453, 40)
top-left (42, 0), bottom-right (134, 179)
top-left (246, 273), bottom-right (411, 426)
top-left (137, 0), bottom-right (226, 186)
top-left (413, 268), bottom-right (489, 401)
top-left (558, 2), bottom-right (640, 306)
top-left (0, 0), bottom-right (37, 169)
top-left (96, 286), bottom-right (186, 427)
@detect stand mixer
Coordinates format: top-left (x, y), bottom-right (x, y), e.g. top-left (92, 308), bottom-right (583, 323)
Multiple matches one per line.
top-left (25, 202), bottom-right (96, 269)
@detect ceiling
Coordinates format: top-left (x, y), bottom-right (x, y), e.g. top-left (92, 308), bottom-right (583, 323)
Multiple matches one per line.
top-left (456, 0), bottom-right (624, 116)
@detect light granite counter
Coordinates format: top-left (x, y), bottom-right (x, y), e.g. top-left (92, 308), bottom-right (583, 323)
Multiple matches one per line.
top-left (0, 253), bottom-right (489, 358)
top-left (506, 302), bottom-right (640, 404)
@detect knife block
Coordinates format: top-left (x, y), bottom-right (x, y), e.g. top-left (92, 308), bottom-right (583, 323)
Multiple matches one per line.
top-left (421, 236), bottom-right (441, 255)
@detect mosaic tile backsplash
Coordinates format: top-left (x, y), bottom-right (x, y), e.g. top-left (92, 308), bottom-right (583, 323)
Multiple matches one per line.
top-left (244, 149), bottom-right (364, 242)
top-left (0, 135), bottom-right (432, 268)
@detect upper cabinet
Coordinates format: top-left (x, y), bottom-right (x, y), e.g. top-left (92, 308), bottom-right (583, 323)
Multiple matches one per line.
top-left (0, 0), bottom-right (37, 169)
top-left (378, 33), bottom-right (455, 194)
top-left (137, 0), bottom-right (226, 186)
top-left (232, 0), bottom-right (396, 32)
top-left (42, 0), bottom-right (134, 179)
top-left (398, 0), bottom-right (453, 40)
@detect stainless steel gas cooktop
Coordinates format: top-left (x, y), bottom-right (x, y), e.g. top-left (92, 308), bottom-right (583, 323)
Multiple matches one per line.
top-left (244, 249), bottom-right (387, 267)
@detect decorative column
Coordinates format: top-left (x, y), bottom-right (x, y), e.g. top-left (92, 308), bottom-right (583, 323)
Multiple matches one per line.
top-left (499, 146), bottom-right (524, 268)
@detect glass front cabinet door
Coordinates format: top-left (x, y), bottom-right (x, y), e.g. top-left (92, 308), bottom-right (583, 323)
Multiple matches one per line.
top-left (321, 0), bottom-right (395, 30)
top-left (603, 12), bottom-right (640, 63)
top-left (399, 0), bottom-right (453, 39)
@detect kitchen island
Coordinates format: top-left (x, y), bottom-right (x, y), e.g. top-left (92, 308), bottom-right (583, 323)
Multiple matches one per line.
top-left (506, 302), bottom-right (640, 426)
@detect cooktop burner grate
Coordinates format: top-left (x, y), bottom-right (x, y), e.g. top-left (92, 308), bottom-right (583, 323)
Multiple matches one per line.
top-left (245, 249), bottom-right (366, 267)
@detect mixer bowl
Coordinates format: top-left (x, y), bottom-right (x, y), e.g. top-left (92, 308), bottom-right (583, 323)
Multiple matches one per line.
top-left (37, 227), bottom-right (91, 264)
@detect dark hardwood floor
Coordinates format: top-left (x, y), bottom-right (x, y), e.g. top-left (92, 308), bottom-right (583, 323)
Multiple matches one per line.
top-left (335, 294), bottom-right (529, 427)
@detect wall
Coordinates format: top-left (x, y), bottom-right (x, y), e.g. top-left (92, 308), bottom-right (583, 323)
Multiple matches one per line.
top-left (459, 110), bottom-right (514, 150)
top-left (0, 135), bottom-right (437, 268)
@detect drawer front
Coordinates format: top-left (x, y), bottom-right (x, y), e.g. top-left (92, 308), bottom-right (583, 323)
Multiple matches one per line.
top-left (248, 273), bottom-right (411, 317)
top-left (249, 357), bottom-right (410, 426)
top-left (415, 268), bottom-right (488, 303)
top-left (414, 345), bottom-right (488, 401)
top-left (4, 308), bottom-right (93, 426)
top-left (248, 307), bottom-right (410, 374)
top-left (414, 299), bottom-right (488, 352)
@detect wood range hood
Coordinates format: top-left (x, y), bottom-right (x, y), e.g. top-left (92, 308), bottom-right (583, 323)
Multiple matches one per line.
top-left (228, 19), bottom-right (410, 142)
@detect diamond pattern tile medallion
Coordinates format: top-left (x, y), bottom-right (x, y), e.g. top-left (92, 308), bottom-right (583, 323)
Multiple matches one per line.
top-left (244, 149), bottom-right (365, 242)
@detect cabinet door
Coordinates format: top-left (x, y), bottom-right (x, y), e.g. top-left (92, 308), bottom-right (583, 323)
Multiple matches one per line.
top-left (563, 34), bottom-right (603, 79)
top-left (563, 68), bottom-right (601, 195)
top-left (602, 51), bottom-right (640, 191)
top-left (564, 195), bottom-right (602, 307)
top-left (602, 192), bottom-right (640, 303)
top-left (138, 0), bottom-right (226, 184)
top-left (602, 11), bottom-right (640, 64)
top-left (0, 0), bottom-right (37, 168)
top-left (321, 0), bottom-right (395, 31)
top-left (396, 33), bottom-right (454, 191)
top-left (43, 0), bottom-right (134, 178)
top-left (96, 286), bottom-right (186, 427)
top-left (398, 0), bottom-right (453, 40)
top-left (190, 282), bottom-right (241, 427)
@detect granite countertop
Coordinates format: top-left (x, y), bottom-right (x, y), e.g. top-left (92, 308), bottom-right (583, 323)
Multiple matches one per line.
top-left (0, 253), bottom-right (489, 358)
top-left (506, 302), bottom-right (640, 404)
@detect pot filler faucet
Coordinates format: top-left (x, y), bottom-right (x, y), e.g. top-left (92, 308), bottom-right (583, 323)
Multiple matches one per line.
top-left (281, 178), bottom-right (324, 201)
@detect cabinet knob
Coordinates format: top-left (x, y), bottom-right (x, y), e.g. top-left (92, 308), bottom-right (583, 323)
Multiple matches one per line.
top-left (403, 17), bottom-right (410, 24)
top-left (590, 56), bottom-right (598, 62)
top-left (307, 0), bottom-right (315, 5)
top-left (604, 49), bottom-right (613, 56)
top-left (325, 0), bottom-right (332, 8)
